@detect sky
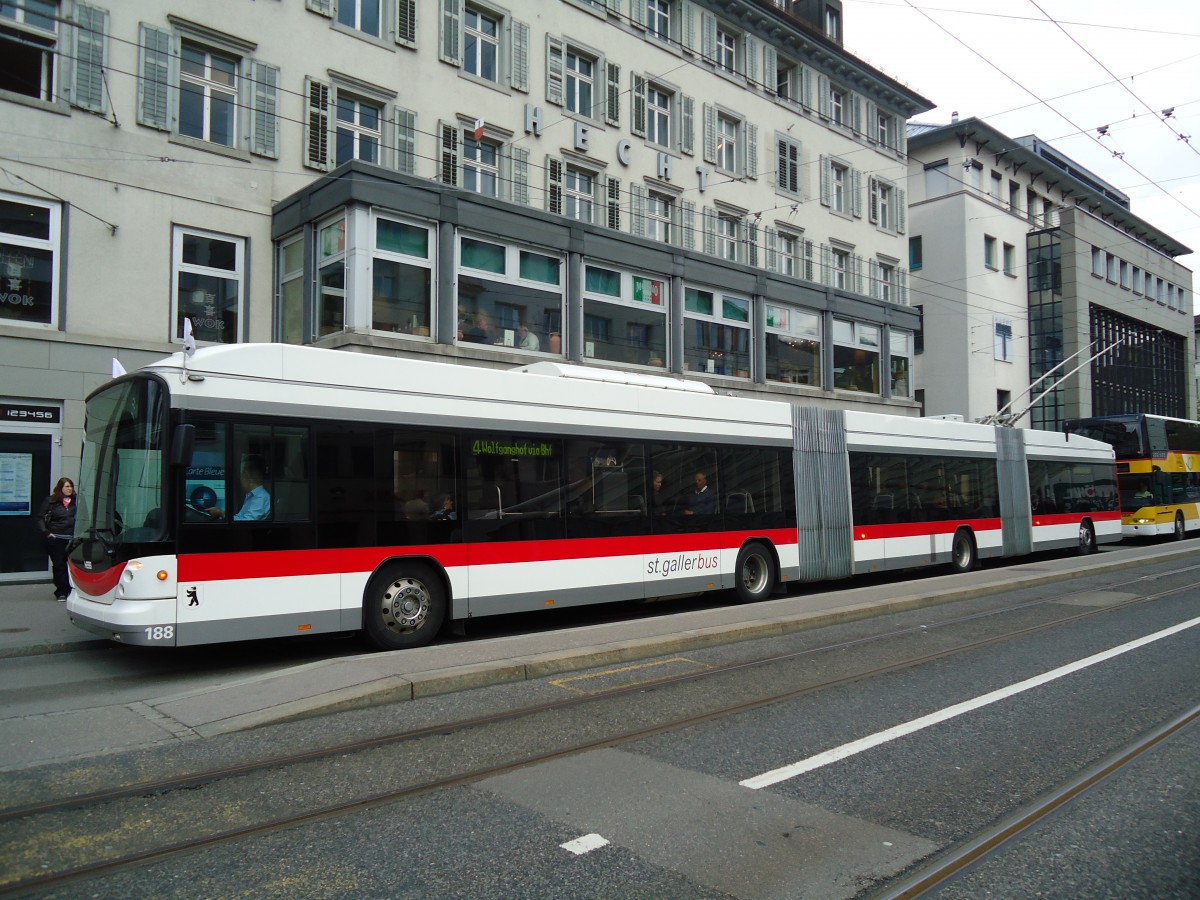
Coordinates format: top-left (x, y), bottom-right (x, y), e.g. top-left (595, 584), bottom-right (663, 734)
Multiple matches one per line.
top-left (842, 0), bottom-right (1200, 274)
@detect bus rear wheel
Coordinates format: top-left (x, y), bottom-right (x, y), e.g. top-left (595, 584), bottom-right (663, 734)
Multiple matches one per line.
top-left (734, 542), bottom-right (776, 603)
top-left (948, 528), bottom-right (977, 574)
top-left (1173, 512), bottom-right (1185, 541)
top-left (1077, 521), bottom-right (1096, 555)
top-left (363, 564), bottom-right (446, 651)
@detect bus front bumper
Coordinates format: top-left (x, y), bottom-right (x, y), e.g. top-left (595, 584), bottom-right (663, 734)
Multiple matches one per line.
top-left (66, 595), bottom-right (179, 646)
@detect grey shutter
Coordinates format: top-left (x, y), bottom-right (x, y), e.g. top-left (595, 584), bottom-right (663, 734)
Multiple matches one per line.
top-left (701, 12), bottom-right (716, 63)
top-left (899, 269), bottom-right (908, 305)
top-left (73, 4), bottom-right (107, 113)
top-left (631, 73), bottom-right (646, 137)
top-left (397, 0), bottom-right (416, 47)
top-left (743, 36), bottom-right (757, 82)
top-left (762, 45), bottom-right (777, 96)
top-left (250, 61), bottom-right (279, 159)
top-left (800, 65), bottom-right (813, 110)
top-left (778, 138), bottom-right (800, 195)
top-left (306, 0), bottom-right (333, 16)
top-left (510, 19), bottom-right (529, 91)
top-left (803, 239), bottom-right (814, 281)
top-left (605, 0), bottom-right (621, 13)
top-left (395, 107), bottom-right (416, 174)
top-left (852, 94), bottom-right (863, 135)
top-left (748, 221), bottom-right (759, 267)
top-left (869, 259), bottom-right (881, 299)
top-left (866, 99), bottom-right (878, 142)
top-left (440, 0), bottom-right (461, 65)
top-left (606, 176), bottom-right (621, 230)
top-left (702, 103), bottom-right (716, 164)
top-left (868, 177), bottom-right (879, 224)
top-left (511, 146), bottom-right (529, 204)
top-left (632, 0), bottom-right (647, 29)
top-left (546, 35), bottom-right (564, 105)
top-left (897, 189), bottom-right (907, 234)
top-left (681, 1), bottom-right (696, 52)
top-left (137, 24), bottom-right (172, 131)
top-left (680, 94), bottom-right (695, 155)
top-left (546, 156), bottom-right (563, 214)
top-left (745, 122), bottom-right (758, 179)
top-left (605, 62), bottom-right (620, 126)
top-left (819, 156), bottom-right (830, 207)
top-left (851, 169), bottom-right (862, 217)
top-left (703, 206), bottom-right (717, 256)
top-left (818, 74), bottom-right (830, 119)
top-left (630, 182), bottom-right (647, 237)
top-left (821, 244), bottom-right (832, 286)
top-left (765, 227), bottom-right (777, 271)
top-left (853, 255), bottom-right (864, 295)
top-left (304, 77), bottom-right (331, 170)
top-left (681, 200), bottom-right (696, 250)
top-left (897, 122), bottom-right (908, 158)
top-left (439, 120), bottom-right (459, 185)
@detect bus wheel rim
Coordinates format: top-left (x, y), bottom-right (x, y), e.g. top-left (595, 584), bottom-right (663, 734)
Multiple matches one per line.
top-left (743, 555), bottom-right (767, 593)
top-left (382, 577), bottom-right (430, 633)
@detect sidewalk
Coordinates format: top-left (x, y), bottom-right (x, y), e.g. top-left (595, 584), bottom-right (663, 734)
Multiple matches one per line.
top-left (0, 542), bottom-right (1192, 772)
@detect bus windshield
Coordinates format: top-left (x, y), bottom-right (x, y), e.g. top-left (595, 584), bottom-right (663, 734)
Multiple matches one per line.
top-left (74, 378), bottom-right (168, 561)
top-left (1065, 418), bottom-right (1143, 460)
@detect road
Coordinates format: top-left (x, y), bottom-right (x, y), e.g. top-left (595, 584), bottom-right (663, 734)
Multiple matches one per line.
top-left (1, 544), bottom-right (1196, 897)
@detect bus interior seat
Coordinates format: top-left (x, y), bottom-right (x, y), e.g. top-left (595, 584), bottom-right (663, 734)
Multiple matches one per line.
top-left (726, 491), bottom-right (754, 514)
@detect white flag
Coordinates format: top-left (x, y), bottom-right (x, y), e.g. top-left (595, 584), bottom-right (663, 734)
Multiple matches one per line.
top-left (182, 318), bottom-right (197, 358)
top-left (111, 358), bottom-right (126, 378)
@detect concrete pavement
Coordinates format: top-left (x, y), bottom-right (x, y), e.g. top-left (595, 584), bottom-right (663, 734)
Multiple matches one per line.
top-left (1, 541), bottom-right (1194, 772)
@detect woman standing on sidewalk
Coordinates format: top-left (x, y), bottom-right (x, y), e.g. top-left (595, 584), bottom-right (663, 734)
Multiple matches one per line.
top-left (37, 477), bottom-right (77, 601)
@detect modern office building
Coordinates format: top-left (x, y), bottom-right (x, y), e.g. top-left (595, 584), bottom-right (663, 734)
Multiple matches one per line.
top-left (0, 0), bottom-right (932, 581)
top-left (906, 117), bottom-right (1194, 429)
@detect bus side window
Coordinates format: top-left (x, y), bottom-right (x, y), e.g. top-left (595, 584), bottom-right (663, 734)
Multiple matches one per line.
top-left (272, 427), bottom-right (310, 521)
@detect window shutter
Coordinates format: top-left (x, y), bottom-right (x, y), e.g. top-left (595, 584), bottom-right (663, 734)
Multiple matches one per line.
top-left (440, 0), bottom-right (461, 65)
top-left (869, 259), bottom-right (881, 299)
top-left (819, 156), bottom-right (830, 207)
top-left (821, 244), bottom-right (832, 285)
top-left (681, 200), bottom-right (696, 251)
top-left (762, 45), bottom-right (777, 95)
top-left (765, 227), bottom-right (777, 272)
top-left (851, 168), bottom-right (862, 217)
top-left (703, 206), bottom-right (717, 256)
top-left (605, 0), bottom-right (620, 13)
top-left (605, 62), bottom-right (620, 126)
top-left (702, 104), bottom-right (716, 164)
top-left (511, 146), bottom-right (529, 204)
top-left (510, 19), bottom-right (529, 91)
top-left (397, 0), bottom-right (417, 47)
top-left (546, 156), bottom-right (564, 214)
top-left (897, 189), bottom-right (907, 234)
top-left (631, 73), bottom-right (646, 137)
top-left (701, 13), bottom-right (716, 63)
top-left (73, 4), bottom-right (107, 114)
top-left (439, 120), bottom-right (459, 185)
top-left (852, 94), bottom-right (863, 135)
top-left (304, 77), bottom-right (331, 170)
top-left (743, 36), bottom-right (757, 82)
top-left (801, 65), bottom-right (813, 110)
top-left (899, 269), bottom-right (908, 305)
top-left (852, 255), bottom-right (864, 295)
top-left (681, 2), bottom-right (696, 52)
top-left (897, 123), bottom-right (908, 158)
top-left (631, 0), bottom-right (647, 29)
top-left (306, 0), bottom-right (333, 17)
top-left (250, 61), bottom-right (279, 159)
top-left (137, 24), bottom-right (172, 131)
top-left (394, 107), bottom-right (416, 173)
top-left (866, 100), bottom-right (878, 141)
top-left (868, 177), bottom-right (879, 224)
top-left (630, 183), bottom-right (647, 237)
top-left (748, 221), bottom-right (759, 267)
top-left (818, 74), bottom-right (830, 118)
top-left (680, 94), bottom-right (695, 155)
top-left (546, 35), bottom-right (564, 105)
top-left (744, 122), bottom-right (757, 179)
top-left (802, 240), bottom-right (813, 281)
top-left (606, 176), bottom-right (621, 230)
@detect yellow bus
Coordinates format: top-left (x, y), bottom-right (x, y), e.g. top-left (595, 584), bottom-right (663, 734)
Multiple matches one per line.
top-left (1065, 414), bottom-right (1200, 540)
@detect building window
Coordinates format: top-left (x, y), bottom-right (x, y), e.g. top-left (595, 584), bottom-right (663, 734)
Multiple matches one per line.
top-left (647, 0), bottom-right (671, 42)
top-left (1106, 253), bottom-right (1118, 283)
top-left (684, 287), bottom-right (750, 377)
top-left (172, 226), bottom-right (245, 345)
top-left (1003, 242), bottom-right (1016, 276)
top-left (646, 84), bottom-right (671, 147)
top-left (831, 162), bottom-right (847, 213)
top-left (876, 261), bottom-right (895, 303)
top-left (337, 0), bottom-right (381, 37)
top-left (994, 315), bottom-right (1014, 362)
top-left (647, 191), bottom-right (673, 243)
top-left (464, 6), bottom-right (500, 82)
top-left (583, 265), bottom-right (667, 367)
top-left (765, 305), bottom-right (821, 386)
top-left (778, 232), bottom-right (798, 278)
top-left (890, 330), bottom-right (912, 397)
top-left (565, 48), bottom-right (596, 117)
top-left (316, 216), bottom-right (346, 337)
top-left (277, 234), bottom-right (304, 344)
top-left (716, 113), bottom-right (738, 172)
top-left (179, 42), bottom-right (238, 147)
top-left (0, 192), bottom-right (60, 328)
top-left (1091, 246), bottom-right (1104, 277)
top-left (869, 177), bottom-right (895, 230)
top-left (717, 212), bottom-right (739, 261)
top-left (0, 0), bottom-right (57, 103)
top-left (832, 247), bottom-right (850, 290)
top-left (1132, 267), bottom-right (1143, 294)
top-left (776, 136), bottom-right (802, 197)
top-left (335, 94), bottom-right (382, 165)
top-left (825, 6), bottom-right (841, 42)
top-left (989, 171), bottom-right (1003, 199)
top-left (776, 57), bottom-right (797, 102)
top-left (875, 110), bottom-right (894, 149)
top-left (1009, 181), bottom-right (1021, 212)
top-left (463, 136), bottom-right (500, 197)
top-left (715, 24), bottom-right (737, 74)
top-left (984, 235), bottom-right (997, 269)
top-left (833, 319), bottom-right (880, 393)
top-left (458, 236), bottom-right (563, 354)
top-left (1119, 260), bottom-right (1130, 289)
top-left (909, 235), bottom-right (923, 270)
top-left (829, 84), bottom-right (847, 127)
top-left (372, 214), bottom-right (434, 336)
top-left (565, 167), bottom-right (595, 223)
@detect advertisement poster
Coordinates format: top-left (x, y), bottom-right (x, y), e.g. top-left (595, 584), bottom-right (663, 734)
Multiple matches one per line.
top-left (0, 452), bottom-right (33, 515)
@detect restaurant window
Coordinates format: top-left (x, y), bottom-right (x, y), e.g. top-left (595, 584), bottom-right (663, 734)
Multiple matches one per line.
top-left (890, 330), bottom-right (912, 397)
top-left (765, 305), bottom-right (820, 386)
top-left (172, 226), bottom-right (245, 345)
top-left (684, 287), bottom-right (750, 378)
top-left (0, 192), bottom-right (60, 328)
top-left (372, 215), bottom-right (434, 337)
top-left (316, 215), bottom-right (346, 337)
top-left (458, 236), bottom-right (563, 354)
top-left (278, 234), bottom-right (304, 344)
top-left (583, 265), bottom-right (667, 368)
top-left (833, 319), bottom-right (880, 393)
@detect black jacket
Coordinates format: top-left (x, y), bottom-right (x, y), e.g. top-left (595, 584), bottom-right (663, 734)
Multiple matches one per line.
top-left (38, 496), bottom-right (76, 537)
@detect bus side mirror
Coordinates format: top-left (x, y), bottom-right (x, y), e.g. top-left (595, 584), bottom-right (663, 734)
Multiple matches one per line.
top-left (170, 424), bottom-right (195, 466)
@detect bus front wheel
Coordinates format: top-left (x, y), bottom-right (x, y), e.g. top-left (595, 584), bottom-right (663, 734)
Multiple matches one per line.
top-left (948, 528), bottom-right (977, 574)
top-left (1173, 512), bottom-right (1185, 541)
top-left (363, 563), bottom-right (447, 651)
top-left (734, 542), bottom-right (776, 603)
top-left (1077, 521), bottom-right (1096, 556)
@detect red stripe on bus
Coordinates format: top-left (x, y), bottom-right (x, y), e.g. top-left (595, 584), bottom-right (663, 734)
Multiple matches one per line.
top-left (69, 559), bottom-right (126, 595)
top-left (177, 528), bottom-right (800, 582)
top-left (852, 519), bottom-right (1002, 541)
top-left (1032, 511), bottom-right (1122, 526)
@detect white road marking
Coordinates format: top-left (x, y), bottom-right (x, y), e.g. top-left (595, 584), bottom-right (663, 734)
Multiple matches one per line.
top-left (741, 614), bottom-right (1200, 790)
top-left (560, 833), bottom-right (610, 855)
